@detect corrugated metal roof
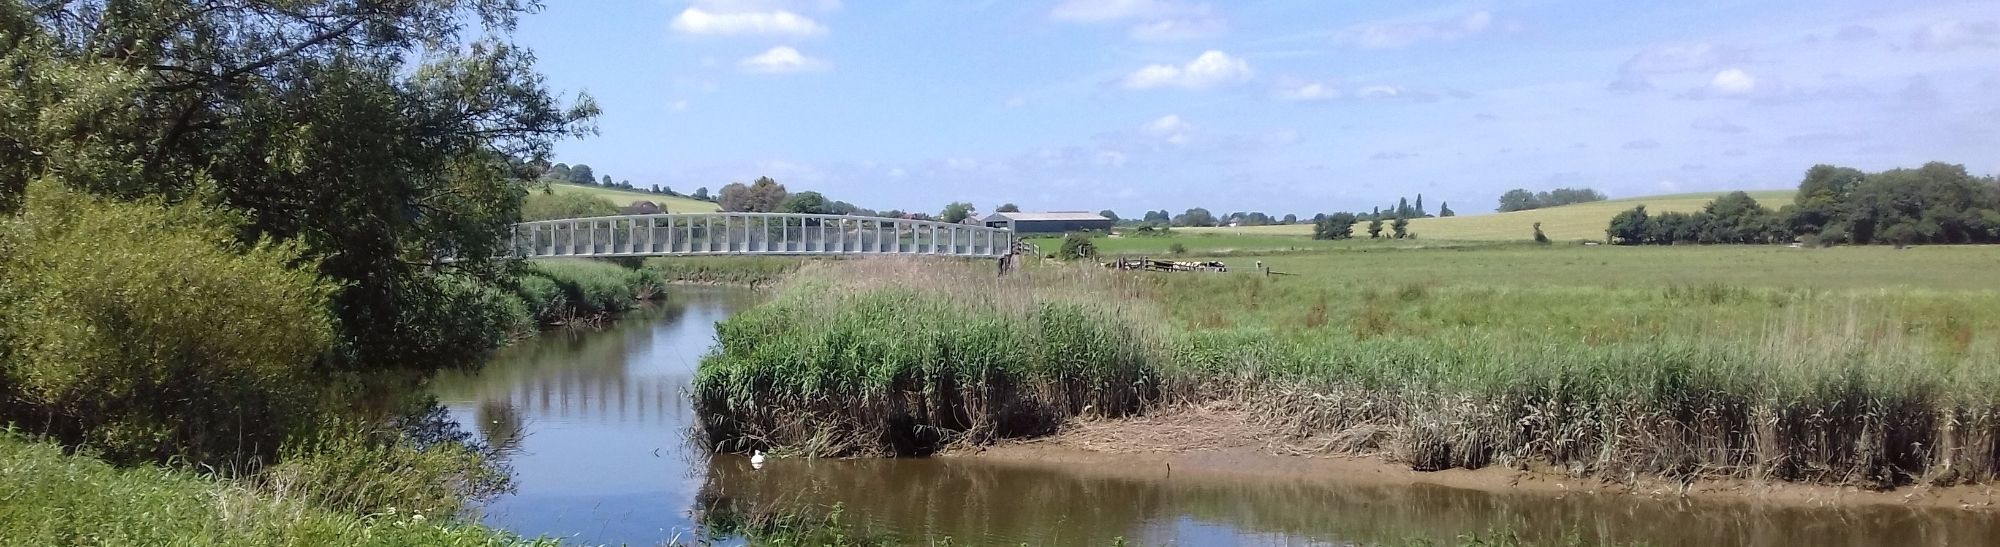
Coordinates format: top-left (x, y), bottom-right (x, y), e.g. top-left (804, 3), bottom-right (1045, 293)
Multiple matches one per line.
top-left (982, 211), bottom-right (1110, 222)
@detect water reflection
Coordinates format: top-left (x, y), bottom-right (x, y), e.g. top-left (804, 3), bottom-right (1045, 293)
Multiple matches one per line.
top-left (696, 456), bottom-right (1999, 547)
top-left (438, 286), bottom-right (1998, 547)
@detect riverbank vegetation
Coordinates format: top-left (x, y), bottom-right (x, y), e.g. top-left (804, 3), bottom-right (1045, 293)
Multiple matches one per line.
top-left (0, 433), bottom-right (535, 546)
top-left (696, 254), bottom-right (2000, 490)
top-left (0, 0), bottom-right (620, 541)
top-left (647, 256), bottom-right (805, 286)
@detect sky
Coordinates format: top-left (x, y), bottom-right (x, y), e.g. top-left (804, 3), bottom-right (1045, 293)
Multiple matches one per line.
top-left (511, 0), bottom-right (2000, 217)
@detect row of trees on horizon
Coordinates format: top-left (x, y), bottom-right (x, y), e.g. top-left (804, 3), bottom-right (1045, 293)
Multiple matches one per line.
top-left (1608, 162), bottom-right (2000, 246)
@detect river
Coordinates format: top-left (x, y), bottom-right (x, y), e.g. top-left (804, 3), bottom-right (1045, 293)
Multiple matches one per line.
top-left (431, 287), bottom-right (1999, 546)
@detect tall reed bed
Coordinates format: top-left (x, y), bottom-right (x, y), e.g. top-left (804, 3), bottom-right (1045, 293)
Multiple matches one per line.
top-left (697, 259), bottom-right (2000, 487)
top-left (692, 260), bottom-right (1163, 456)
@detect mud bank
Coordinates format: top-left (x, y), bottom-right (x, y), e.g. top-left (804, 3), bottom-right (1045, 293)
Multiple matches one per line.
top-left (952, 405), bottom-right (2000, 512)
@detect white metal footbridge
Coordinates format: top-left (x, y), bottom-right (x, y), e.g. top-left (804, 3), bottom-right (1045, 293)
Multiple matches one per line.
top-left (509, 213), bottom-right (1015, 259)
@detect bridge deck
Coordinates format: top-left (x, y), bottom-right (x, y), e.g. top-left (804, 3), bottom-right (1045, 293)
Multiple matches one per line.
top-left (511, 212), bottom-right (1013, 259)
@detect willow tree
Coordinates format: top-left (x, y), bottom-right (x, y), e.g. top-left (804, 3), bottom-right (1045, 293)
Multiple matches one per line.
top-left (0, 0), bottom-right (598, 369)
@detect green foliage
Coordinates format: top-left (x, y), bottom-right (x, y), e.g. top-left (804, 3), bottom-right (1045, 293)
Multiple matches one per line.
top-left (1607, 191), bottom-right (1786, 245)
top-left (0, 183), bottom-right (336, 466)
top-left (1058, 233), bottom-right (1098, 260)
top-left (719, 177), bottom-right (790, 213)
top-left (1367, 218), bottom-right (1385, 238)
top-left (520, 191), bottom-right (619, 221)
top-left (1392, 216), bottom-right (1411, 239)
top-left (646, 256), bottom-right (802, 286)
top-left (1497, 188), bottom-right (1608, 212)
top-left (1167, 242), bottom-right (1188, 255)
top-left (0, 0), bottom-right (599, 371)
top-left (779, 191), bottom-right (832, 214)
top-left (996, 203), bottom-right (1021, 213)
top-left (261, 423), bottom-right (510, 518)
top-left (1173, 207), bottom-right (1217, 227)
top-left (939, 201), bottom-right (976, 223)
top-left (1605, 205), bottom-right (1649, 244)
top-left (0, 434), bottom-right (535, 546)
top-left (1099, 209), bottom-right (1120, 221)
top-left (516, 260), bottom-right (663, 324)
top-left (1439, 202), bottom-right (1455, 217)
top-left (693, 263), bottom-right (1157, 456)
top-left (1312, 212), bottom-right (1358, 240)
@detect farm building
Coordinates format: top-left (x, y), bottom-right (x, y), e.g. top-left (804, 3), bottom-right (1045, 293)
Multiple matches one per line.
top-left (980, 211), bottom-right (1113, 234)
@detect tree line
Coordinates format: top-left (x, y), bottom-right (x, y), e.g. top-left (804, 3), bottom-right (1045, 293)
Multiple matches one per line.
top-left (1607, 162), bottom-right (2000, 246)
top-left (1497, 187), bottom-right (1607, 212)
top-left (542, 162), bottom-right (714, 202)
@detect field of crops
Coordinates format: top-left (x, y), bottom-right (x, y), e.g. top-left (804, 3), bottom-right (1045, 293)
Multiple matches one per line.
top-left (543, 182), bottom-right (721, 213)
top-left (1180, 190), bottom-right (1796, 242)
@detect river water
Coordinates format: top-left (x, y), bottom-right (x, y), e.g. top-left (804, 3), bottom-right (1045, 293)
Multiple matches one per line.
top-left (432, 287), bottom-right (1998, 546)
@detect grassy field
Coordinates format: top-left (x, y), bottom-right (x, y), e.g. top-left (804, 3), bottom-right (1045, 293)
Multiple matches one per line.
top-left (541, 182), bottom-right (721, 213)
top-left (1250, 243), bottom-right (2000, 291)
top-left (1180, 190), bottom-right (1795, 242)
top-left (696, 247), bottom-right (2000, 488)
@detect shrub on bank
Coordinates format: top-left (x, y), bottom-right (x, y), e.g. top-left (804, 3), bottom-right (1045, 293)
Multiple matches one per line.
top-left (507, 259), bottom-right (665, 326)
top-left (0, 183), bottom-right (336, 467)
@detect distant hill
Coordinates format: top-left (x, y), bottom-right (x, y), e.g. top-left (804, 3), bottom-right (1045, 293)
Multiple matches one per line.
top-left (1182, 190), bottom-right (1797, 241)
top-left (544, 182), bottom-right (721, 213)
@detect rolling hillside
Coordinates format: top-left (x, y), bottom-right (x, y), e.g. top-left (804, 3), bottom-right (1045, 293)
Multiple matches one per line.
top-left (543, 182), bottom-right (721, 213)
top-left (1181, 190), bottom-right (1796, 241)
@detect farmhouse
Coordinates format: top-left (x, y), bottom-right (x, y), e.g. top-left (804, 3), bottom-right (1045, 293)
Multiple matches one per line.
top-left (980, 211), bottom-right (1113, 234)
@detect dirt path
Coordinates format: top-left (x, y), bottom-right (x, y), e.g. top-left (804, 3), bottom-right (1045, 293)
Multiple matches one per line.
top-left (950, 404), bottom-right (2000, 512)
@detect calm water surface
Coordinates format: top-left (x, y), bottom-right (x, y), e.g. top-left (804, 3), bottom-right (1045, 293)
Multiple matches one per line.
top-left (432, 287), bottom-right (1998, 546)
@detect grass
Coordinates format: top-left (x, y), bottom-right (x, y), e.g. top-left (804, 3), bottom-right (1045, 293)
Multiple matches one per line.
top-left (692, 260), bottom-right (1160, 456)
top-left (541, 182), bottom-right (720, 213)
top-left (1180, 190), bottom-right (1795, 242)
top-left (645, 256), bottom-right (805, 286)
top-left (695, 253), bottom-right (2000, 488)
top-left (0, 433), bottom-right (539, 546)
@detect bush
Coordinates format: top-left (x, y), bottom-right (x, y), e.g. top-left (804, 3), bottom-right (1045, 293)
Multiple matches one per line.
top-left (1167, 243), bottom-right (1188, 255)
top-left (1057, 233), bottom-right (1097, 260)
top-left (520, 191), bottom-right (619, 221)
top-left (0, 183), bottom-right (336, 467)
top-left (261, 422), bottom-right (509, 517)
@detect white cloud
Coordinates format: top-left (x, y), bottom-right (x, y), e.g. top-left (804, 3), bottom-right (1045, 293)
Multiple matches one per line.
top-left (1128, 17), bottom-right (1227, 41)
top-left (1909, 20), bottom-right (1999, 51)
top-left (671, 7), bottom-right (827, 37)
top-left (1337, 10), bottom-right (1503, 49)
top-left (1278, 82), bottom-right (1341, 101)
top-left (1143, 114), bottom-right (1192, 144)
top-left (739, 46), bottom-right (829, 73)
top-left (669, 99), bottom-right (690, 112)
top-left (1609, 42), bottom-right (1749, 92)
top-left (1050, 0), bottom-right (1185, 22)
top-left (1709, 68), bottom-right (1756, 94)
top-left (1123, 50), bottom-right (1252, 90)
top-left (1051, 0), bottom-right (1223, 42)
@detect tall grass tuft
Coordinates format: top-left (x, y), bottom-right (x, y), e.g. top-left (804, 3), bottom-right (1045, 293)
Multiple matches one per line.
top-left (693, 259), bottom-right (1162, 456)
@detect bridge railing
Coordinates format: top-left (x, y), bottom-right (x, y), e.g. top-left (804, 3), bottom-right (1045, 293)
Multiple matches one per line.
top-left (509, 212), bottom-right (1014, 259)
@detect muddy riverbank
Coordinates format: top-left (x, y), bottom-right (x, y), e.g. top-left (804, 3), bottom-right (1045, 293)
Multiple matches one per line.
top-left (959, 403), bottom-right (2000, 513)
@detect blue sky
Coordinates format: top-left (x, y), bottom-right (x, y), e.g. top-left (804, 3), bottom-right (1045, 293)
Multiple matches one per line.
top-left (513, 0), bottom-right (2000, 216)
